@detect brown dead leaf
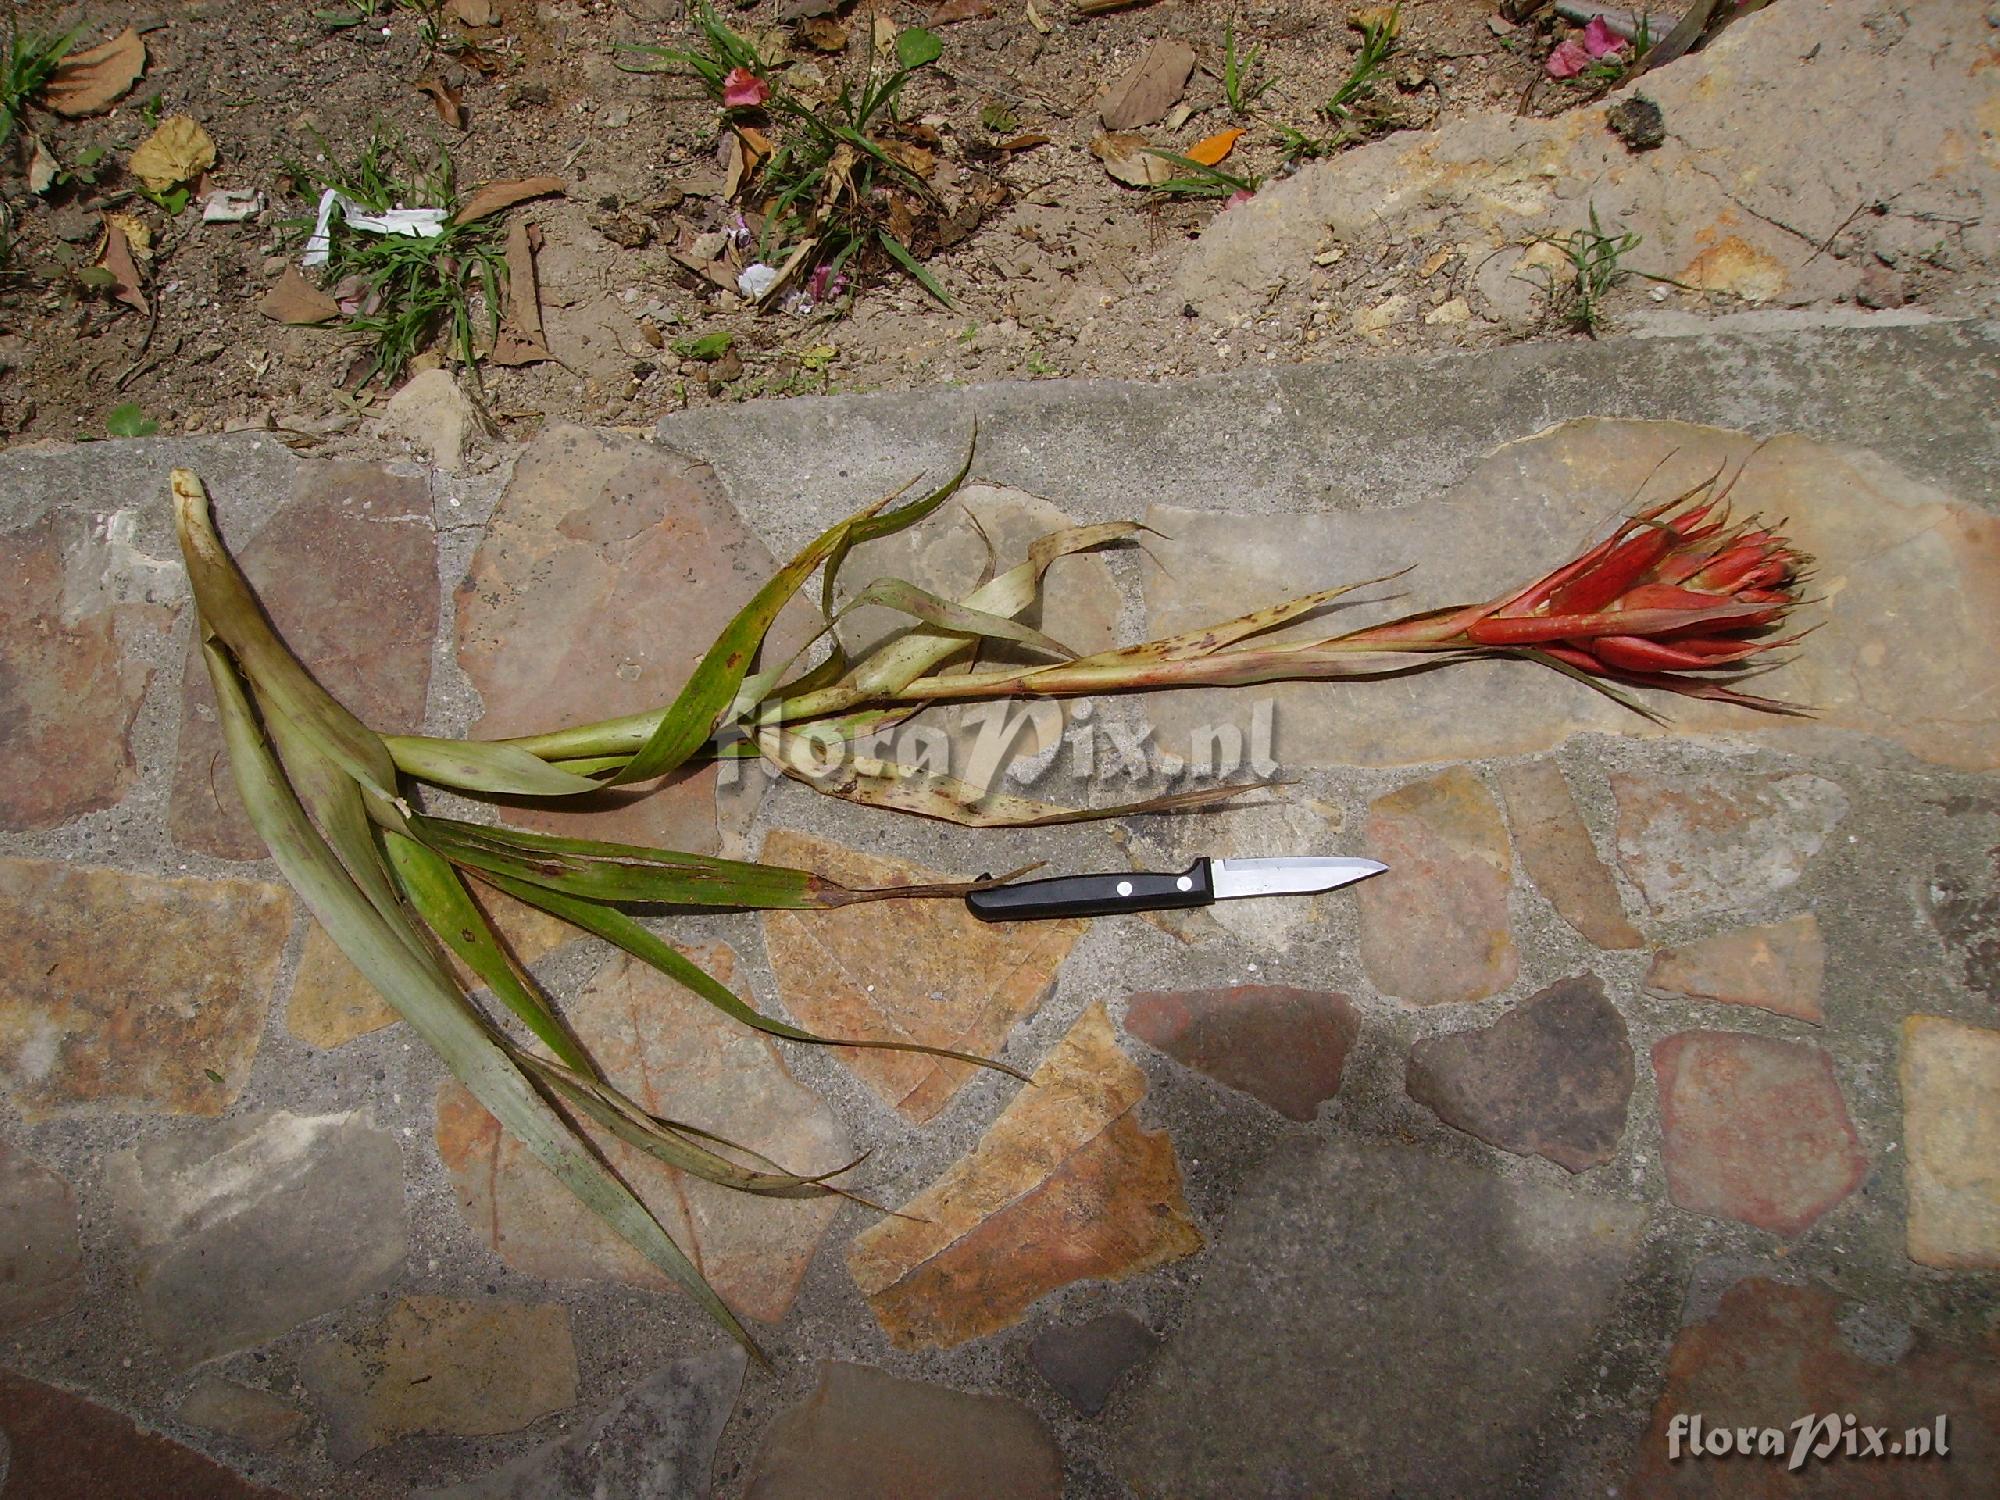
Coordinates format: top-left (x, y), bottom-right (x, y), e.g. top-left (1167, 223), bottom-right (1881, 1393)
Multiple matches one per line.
top-left (1099, 38), bottom-right (1197, 130)
top-left (446, 0), bottom-right (498, 24)
top-left (928, 0), bottom-right (997, 21)
top-left (104, 212), bottom-right (153, 261)
top-left (722, 127), bottom-right (772, 199)
top-left (1186, 127), bottom-right (1246, 167)
top-left (97, 216), bottom-right (147, 314)
top-left (27, 137), bottom-right (57, 195)
top-left (258, 265), bottom-right (340, 325)
top-left (879, 139), bottom-right (937, 180)
top-left (128, 115), bottom-right (216, 194)
top-left (452, 175), bottom-right (565, 224)
top-left (846, 1003), bottom-right (1202, 1349)
top-left (872, 11), bottom-right (899, 61)
top-left (1074, 0), bottom-right (1147, 14)
top-left (798, 15), bottom-right (849, 50)
top-left (416, 77), bottom-right (467, 130)
top-left (1026, 0), bottom-right (1053, 33)
top-left (41, 27), bottom-right (146, 118)
top-left (778, 0), bottom-right (842, 18)
top-left (997, 131), bottom-right (1051, 152)
top-left (1092, 131), bottom-right (1174, 188)
top-left (491, 219), bottom-right (551, 366)
top-left (1351, 5), bottom-right (1405, 38)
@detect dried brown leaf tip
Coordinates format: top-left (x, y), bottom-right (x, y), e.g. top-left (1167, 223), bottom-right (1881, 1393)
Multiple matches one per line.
top-left (41, 28), bottom-right (146, 118)
top-left (453, 176), bottom-right (565, 225)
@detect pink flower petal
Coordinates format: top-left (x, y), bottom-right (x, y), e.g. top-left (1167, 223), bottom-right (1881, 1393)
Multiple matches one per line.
top-left (721, 67), bottom-right (769, 109)
top-left (1545, 38), bottom-right (1591, 78)
top-left (1224, 188), bottom-right (1256, 208)
top-left (1583, 16), bottom-right (1628, 58)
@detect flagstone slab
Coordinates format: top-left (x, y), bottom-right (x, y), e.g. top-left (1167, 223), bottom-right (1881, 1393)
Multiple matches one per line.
top-left (300, 1295), bottom-right (579, 1462)
top-left (1645, 915), bottom-right (1826, 1024)
top-left (179, 1376), bottom-right (313, 1453)
top-left (106, 1108), bottom-right (407, 1367)
top-left (1113, 1138), bottom-right (1646, 1496)
top-left (0, 856), bottom-right (291, 1120)
top-left (0, 1141), bottom-right (83, 1332)
top-left (422, 1347), bottom-right (746, 1500)
top-left (1900, 1016), bottom-right (2000, 1271)
top-left (759, 829), bottom-right (1086, 1122)
top-left (1653, 1031), bottom-right (1868, 1238)
top-left (1631, 1276), bottom-right (2000, 1498)
top-left (1406, 974), bottom-right (1634, 1173)
top-left (1139, 423), bottom-right (2000, 772)
top-left (169, 460), bottom-right (437, 859)
top-left (436, 943), bottom-right (846, 1323)
top-left (1925, 842), bottom-right (2000, 1006)
top-left (848, 1003), bottom-right (1201, 1350)
top-left (1030, 1312), bottom-right (1161, 1418)
top-left (1497, 758), bottom-right (1643, 949)
top-left (744, 1361), bottom-right (1063, 1500)
top-left (0, 1367), bottom-right (293, 1500)
top-left (1355, 766), bottom-right (1517, 1006)
top-left (455, 425), bottom-right (808, 856)
top-left (0, 510), bottom-right (174, 830)
top-left (1612, 770), bottom-right (1847, 923)
top-left (1122, 984), bottom-right (1358, 1121)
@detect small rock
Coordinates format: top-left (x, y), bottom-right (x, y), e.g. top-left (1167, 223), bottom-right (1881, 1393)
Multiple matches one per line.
top-left (1406, 974), bottom-right (1634, 1172)
top-left (1353, 293), bottom-right (1410, 335)
top-left (1422, 296), bottom-right (1471, 325)
top-left (383, 367), bottom-right (479, 470)
top-left (0, 1142), bottom-right (83, 1332)
top-left (1645, 915), bottom-right (1826, 1023)
top-left (300, 1296), bottom-right (579, 1462)
top-left (1900, 1015), bottom-right (2000, 1269)
top-left (1857, 261), bottom-right (1907, 308)
top-left (1123, 984), bottom-right (1359, 1121)
top-left (1497, 758), bottom-right (1643, 950)
top-left (745, 1362), bottom-right (1062, 1499)
top-left (1653, 1031), bottom-right (1869, 1237)
top-left (591, 209), bottom-right (653, 248)
top-left (1606, 95), bottom-right (1665, 151)
top-left (1029, 1313), bottom-right (1160, 1417)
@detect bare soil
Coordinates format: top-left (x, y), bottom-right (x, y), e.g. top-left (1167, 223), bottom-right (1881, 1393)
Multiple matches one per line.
top-left (2, 1), bottom-right (1646, 446)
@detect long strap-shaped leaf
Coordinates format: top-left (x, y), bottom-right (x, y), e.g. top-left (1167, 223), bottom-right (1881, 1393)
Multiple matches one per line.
top-left (197, 635), bottom-right (766, 1365)
top-left (172, 469), bottom-right (400, 801)
top-left (384, 735), bottom-right (611, 797)
top-left (470, 868), bottom-right (1030, 1082)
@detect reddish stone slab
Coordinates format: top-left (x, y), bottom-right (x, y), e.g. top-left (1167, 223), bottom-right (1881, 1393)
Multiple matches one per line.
top-left (455, 426), bottom-right (809, 856)
top-left (1496, 758), bottom-right (1644, 949)
top-left (1357, 767), bottom-right (1518, 1006)
top-left (0, 512), bottom-right (172, 830)
top-left (1123, 984), bottom-right (1359, 1121)
top-left (745, 1362), bottom-right (1062, 1500)
top-left (1653, 1031), bottom-right (1869, 1237)
top-left (0, 1141), bottom-right (83, 1332)
top-left (169, 461), bottom-right (438, 859)
top-left (1632, 1277), bottom-right (2000, 1498)
top-left (0, 1367), bottom-right (293, 1500)
top-left (1646, 915), bottom-right (1826, 1024)
top-left (1406, 974), bottom-right (1633, 1172)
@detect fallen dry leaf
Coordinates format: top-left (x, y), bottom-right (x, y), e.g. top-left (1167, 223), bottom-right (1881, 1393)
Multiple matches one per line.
top-left (128, 115), bottom-right (216, 194)
top-left (452, 175), bottom-right (564, 224)
top-left (997, 131), bottom-right (1052, 152)
top-left (1186, 127), bottom-right (1246, 167)
top-left (1092, 131), bottom-right (1174, 188)
top-left (416, 77), bottom-right (467, 130)
top-left (258, 265), bottom-right (340, 325)
top-left (1075, 0), bottom-right (1148, 14)
top-left (1026, 0), bottom-right (1053, 33)
top-left (97, 216), bottom-right (147, 314)
top-left (872, 11), bottom-right (899, 60)
top-left (445, 0), bottom-right (497, 24)
top-left (1098, 38), bottom-right (1198, 131)
top-left (798, 15), bottom-right (849, 50)
top-left (1351, 4), bottom-right (1405, 38)
top-left (27, 137), bottom-right (57, 195)
top-left (490, 219), bottom-right (551, 366)
top-left (879, 139), bottom-right (937, 179)
top-left (846, 1003), bottom-right (1202, 1349)
top-left (41, 27), bottom-right (146, 118)
top-left (722, 126), bottom-right (773, 199)
top-left (104, 212), bottom-right (153, 261)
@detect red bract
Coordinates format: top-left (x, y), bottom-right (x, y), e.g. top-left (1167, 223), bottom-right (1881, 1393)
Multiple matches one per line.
top-left (722, 67), bottom-right (769, 109)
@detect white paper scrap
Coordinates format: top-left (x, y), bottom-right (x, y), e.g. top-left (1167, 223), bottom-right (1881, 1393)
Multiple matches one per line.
top-left (301, 187), bottom-right (449, 267)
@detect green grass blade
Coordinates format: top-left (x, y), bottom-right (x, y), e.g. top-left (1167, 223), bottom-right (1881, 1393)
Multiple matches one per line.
top-left (172, 469), bottom-right (401, 802)
top-left (876, 229), bottom-right (952, 307)
top-left (382, 831), bottom-right (598, 1076)
top-left (200, 636), bottom-right (764, 1364)
top-left (385, 735), bottom-right (611, 796)
top-left (476, 868), bottom-right (1027, 1080)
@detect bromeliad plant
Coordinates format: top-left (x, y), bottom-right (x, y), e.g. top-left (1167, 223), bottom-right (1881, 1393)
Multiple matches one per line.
top-left (173, 450), bottom-right (1809, 1363)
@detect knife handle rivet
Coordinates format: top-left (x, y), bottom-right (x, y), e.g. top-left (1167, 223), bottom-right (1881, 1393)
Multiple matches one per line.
top-left (1116, 880), bottom-right (1134, 897)
top-left (1176, 875), bottom-right (1193, 891)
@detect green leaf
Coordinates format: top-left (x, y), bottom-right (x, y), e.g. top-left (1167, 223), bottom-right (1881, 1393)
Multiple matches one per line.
top-left (197, 635), bottom-right (765, 1365)
top-left (671, 330), bottom-right (734, 361)
top-left (105, 403), bottom-right (158, 438)
top-left (477, 868), bottom-right (1026, 1080)
top-left (385, 734), bottom-right (610, 797)
top-left (876, 229), bottom-right (951, 307)
top-left (895, 26), bottom-right (943, 70)
top-left (846, 577), bottom-right (1077, 660)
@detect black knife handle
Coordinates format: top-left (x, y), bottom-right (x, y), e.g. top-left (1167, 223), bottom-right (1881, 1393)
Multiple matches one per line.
top-left (966, 859), bottom-right (1214, 922)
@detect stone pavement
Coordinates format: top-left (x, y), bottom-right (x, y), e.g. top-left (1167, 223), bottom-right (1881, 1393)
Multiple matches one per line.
top-left (3, 320), bottom-right (1999, 1498)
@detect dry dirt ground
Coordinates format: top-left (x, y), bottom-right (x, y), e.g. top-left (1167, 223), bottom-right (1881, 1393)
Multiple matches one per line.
top-left (0, 0), bottom-right (1686, 444)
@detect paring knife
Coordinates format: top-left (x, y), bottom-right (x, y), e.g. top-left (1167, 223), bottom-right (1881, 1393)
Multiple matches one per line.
top-left (965, 855), bottom-right (1387, 922)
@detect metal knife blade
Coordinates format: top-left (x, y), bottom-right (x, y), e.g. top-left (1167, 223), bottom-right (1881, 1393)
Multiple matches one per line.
top-left (964, 854), bottom-right (1386, 922)
top-left (1210, 855), bottom-right (1387, 900)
